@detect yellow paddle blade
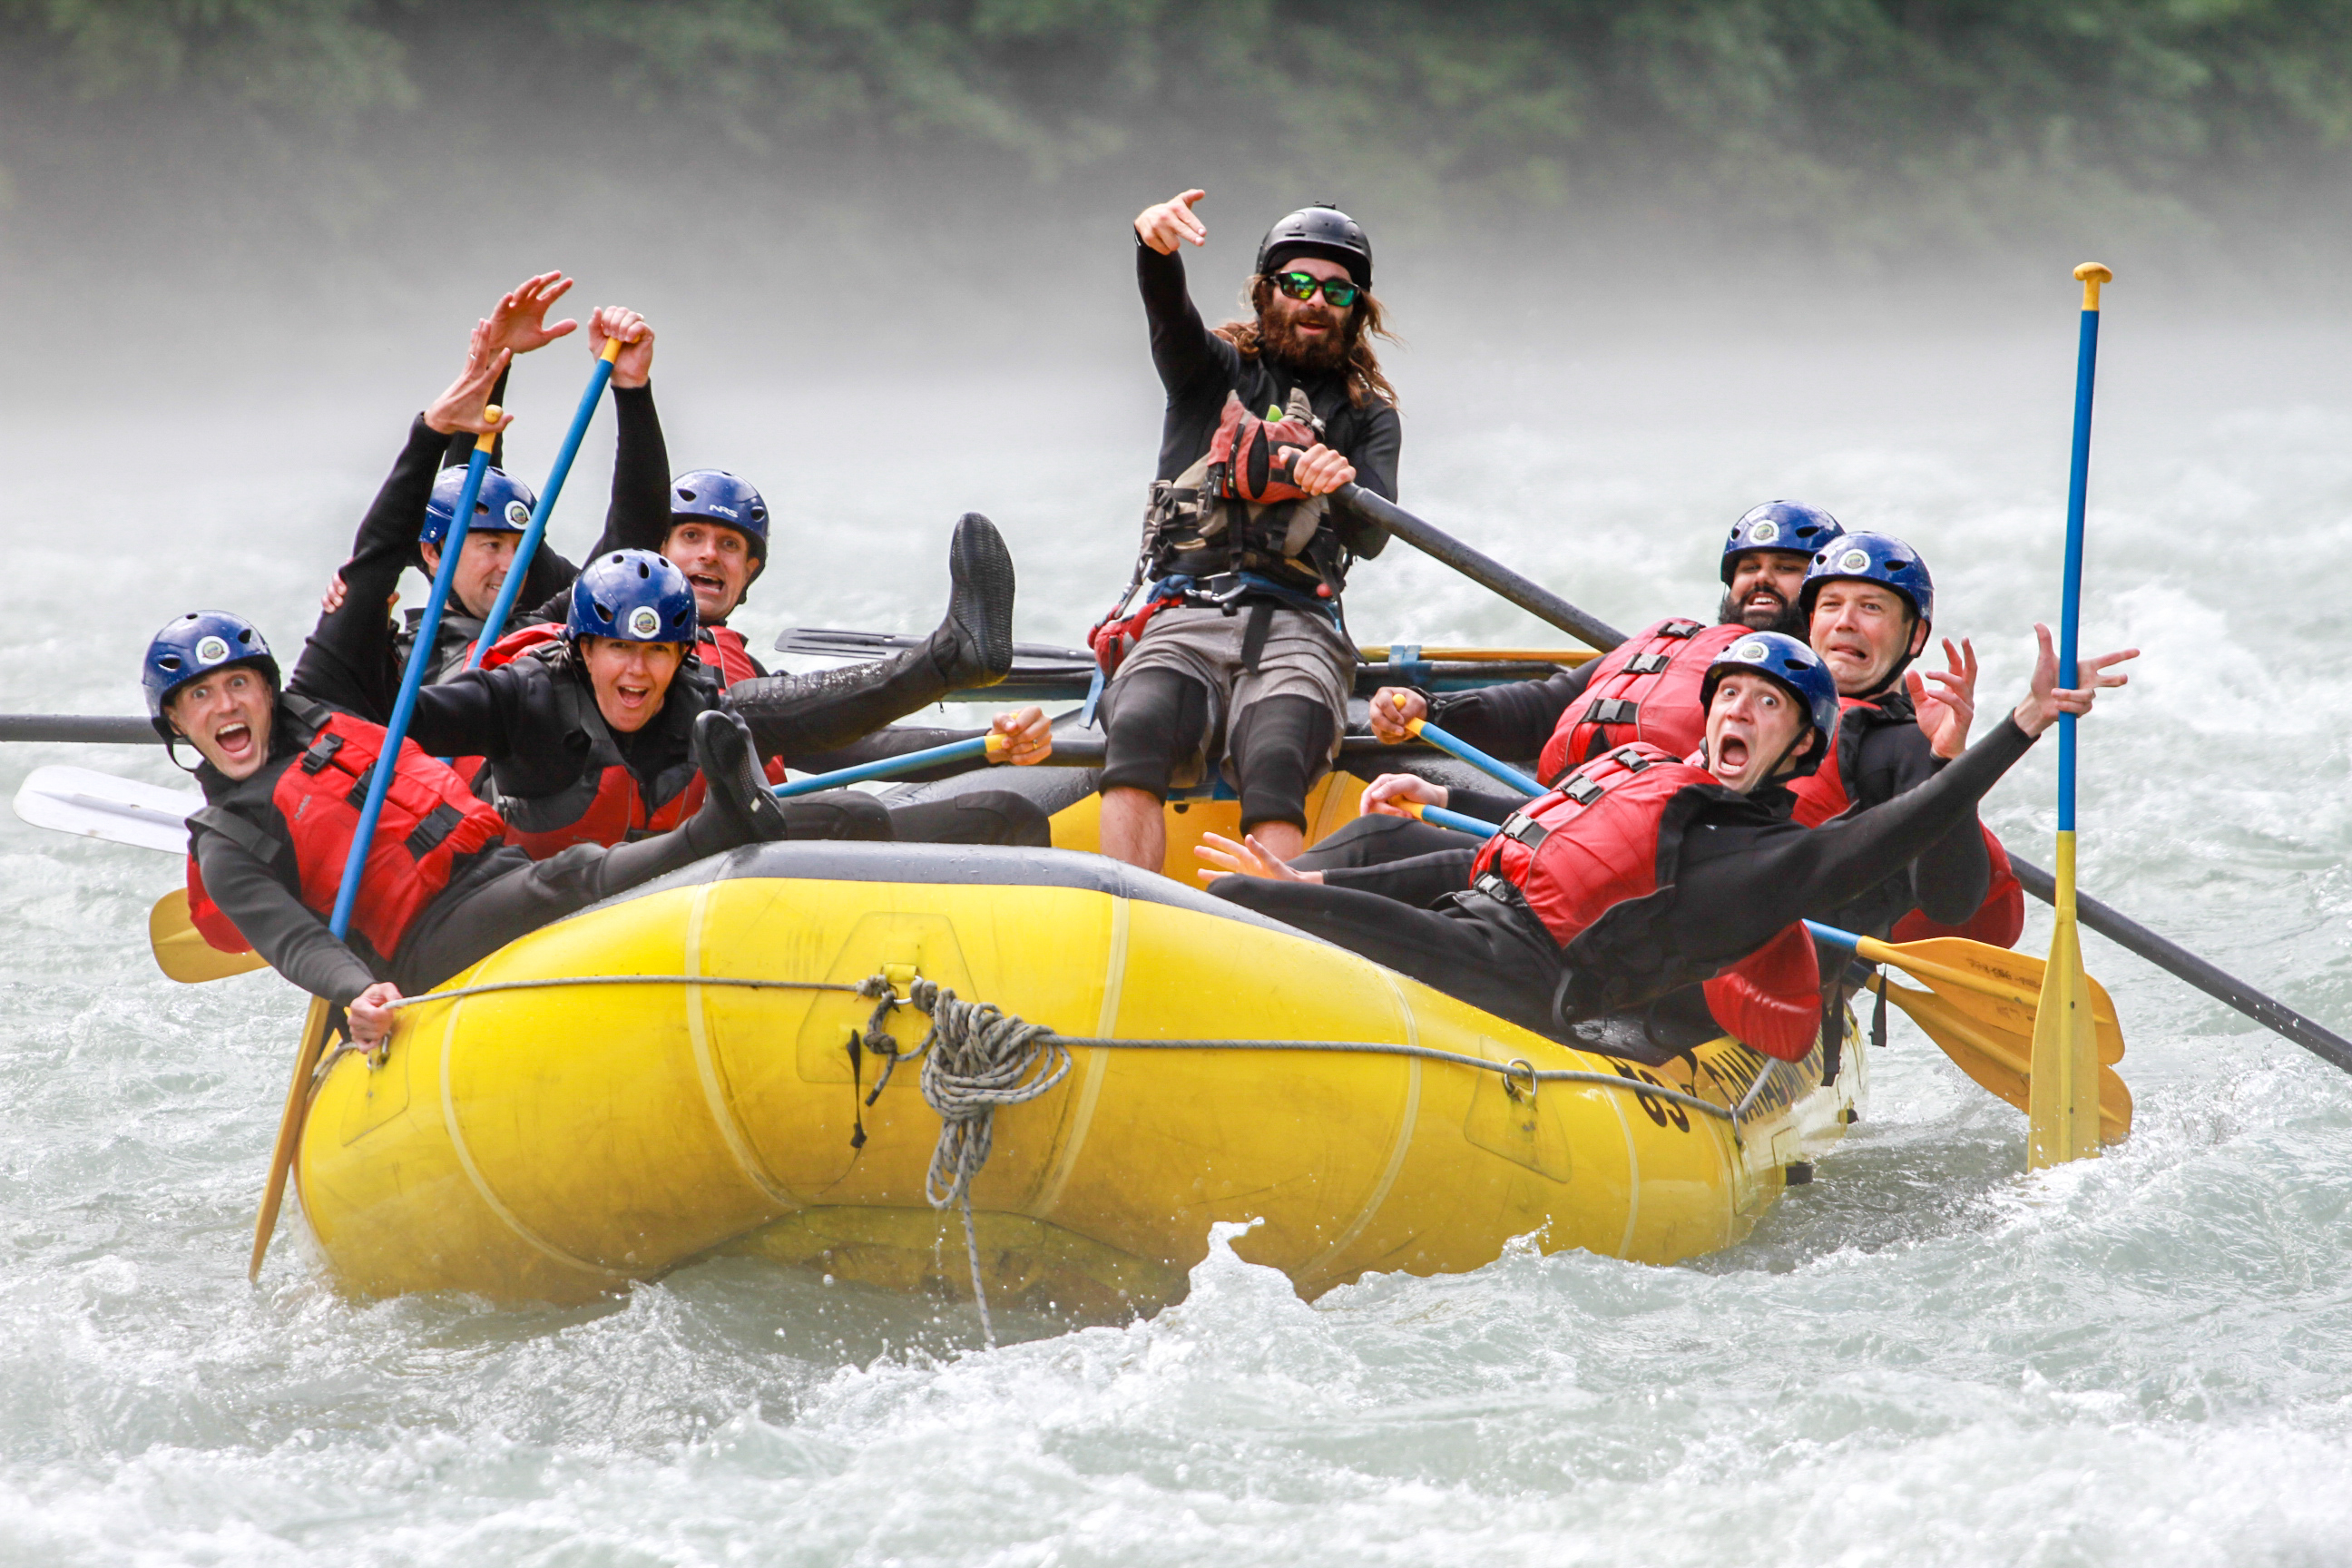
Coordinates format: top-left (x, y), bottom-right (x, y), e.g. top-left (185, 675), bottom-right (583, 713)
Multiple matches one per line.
top-left (1877, 975), bottom-right (2132, 1143)
top-left (250, 995), bottom-right (334, 1280)
top-left (2029, 913), bottom-right (2106, 1166)
top-left (1858, 933), bottom-right (2123, 1066)
top-left (150, 888), bottom-right (268, 984)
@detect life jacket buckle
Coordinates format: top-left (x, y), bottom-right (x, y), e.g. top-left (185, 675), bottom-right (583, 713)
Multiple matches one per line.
top-left (1563, 775), bottom-right (1606, 806)
top-left (1501, 812), bottom-right (1551, 850)
top-left (1661, 620), bottom-right (1702, 639)
top-left (299, 731), bottom-right (345, 774)
top-left (1626, 652), bottom-right (1671, 675)
top-left (1609, 747), bottom-right (1651, 772)
top-left (1585, 697), bottom-right (1639, 727)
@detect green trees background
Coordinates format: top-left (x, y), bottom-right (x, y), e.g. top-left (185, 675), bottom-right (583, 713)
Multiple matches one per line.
top-left (5, 0), bottom-right (2349, 257)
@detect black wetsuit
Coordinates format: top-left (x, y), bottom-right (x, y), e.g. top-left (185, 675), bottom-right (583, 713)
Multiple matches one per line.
top-left (184, 696), bottom-right (744, 1007)
top-left (296, 407), bottom-right (1046, 848)
top-left (1808, 688), bottom-right (1990, 937)
top-left (1214, 716), bottom-right (2039, 1048)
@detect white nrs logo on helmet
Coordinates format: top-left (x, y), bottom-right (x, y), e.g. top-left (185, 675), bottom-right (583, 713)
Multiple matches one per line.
top-left (708, 504), bottom-right (739, 520)
top-left (1837, 548), bottom-right (1872, 573)
top-left (626, 605), bottom-right (663, 639)
top-left (505, 500), bottom-right (531, 527)
top-left (1749, 518), bottom-right (1779, 544)
top-left (1734, 639), bottom-right (1769, 662)
top-left (193, 635), bottom-right (230, 665)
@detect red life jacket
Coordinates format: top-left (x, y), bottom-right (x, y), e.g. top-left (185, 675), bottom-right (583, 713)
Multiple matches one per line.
top-left (1472, 741), bottom-right (1820, 1061)
top-left (1892, 829), bottom-right (2025, 948)
top-left (477, 622), bottom-right (564, 671)
top-left (486, 650), bottom-right (709, 858)
top-left (184, 700), bottom-right (506, 958)
top-left (1790, 692), bottom-right (2024, 947)
top-left (699, 624), bottom-right (762, 688)
top-left (1539, 618), bottom-right (1748, 785)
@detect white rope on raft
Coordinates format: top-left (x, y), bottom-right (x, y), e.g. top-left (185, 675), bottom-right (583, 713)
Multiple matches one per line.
top-left (366, 968), bottom-right (1786, 1348)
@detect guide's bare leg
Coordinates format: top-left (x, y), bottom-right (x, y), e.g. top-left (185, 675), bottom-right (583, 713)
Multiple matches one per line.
top-left (1100, 786), bottom-right (1167, 870)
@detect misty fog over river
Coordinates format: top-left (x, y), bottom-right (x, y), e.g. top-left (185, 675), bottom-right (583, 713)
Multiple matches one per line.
top-left (9, 2), bottom-right (2352, 1557)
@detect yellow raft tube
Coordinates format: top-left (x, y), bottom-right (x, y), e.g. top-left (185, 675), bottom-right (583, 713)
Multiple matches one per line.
top-left (299, 832), bottom-right (1862, 1318)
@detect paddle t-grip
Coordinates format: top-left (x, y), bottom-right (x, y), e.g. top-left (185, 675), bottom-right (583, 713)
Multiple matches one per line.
top-left (2073, 262), bottom-right (2113, 311)
top-left (475, 406), bottom-right (503, 449)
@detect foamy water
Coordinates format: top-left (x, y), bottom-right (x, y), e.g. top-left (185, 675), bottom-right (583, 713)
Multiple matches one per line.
top-left (4, 296), bottom-right (2350, 1565)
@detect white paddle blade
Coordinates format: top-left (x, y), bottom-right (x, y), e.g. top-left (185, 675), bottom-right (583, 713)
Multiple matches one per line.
top-left (13, 764), bottom-right (200, 856)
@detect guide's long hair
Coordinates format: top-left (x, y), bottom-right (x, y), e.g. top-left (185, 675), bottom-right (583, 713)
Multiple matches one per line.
top-left (1215, 275), bottom-right (1398, 410)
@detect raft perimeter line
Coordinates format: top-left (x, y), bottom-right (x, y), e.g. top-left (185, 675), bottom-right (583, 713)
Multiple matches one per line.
top-left (1299, 967), bottom-right (1423, 1286)
top-left (683, 881), bottom-right (799, 1208)
top-left (436, 989), bottom-right (632, 1284)
top-left (1029, 894), bottom-right (1127, 1224)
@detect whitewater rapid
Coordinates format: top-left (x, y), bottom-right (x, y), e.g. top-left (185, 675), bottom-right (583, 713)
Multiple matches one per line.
top-left (4, 300), bottom-right (2350, 1565)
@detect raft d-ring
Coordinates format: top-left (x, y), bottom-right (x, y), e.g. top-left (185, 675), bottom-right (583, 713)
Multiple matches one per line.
top-left (1503, 1058), bottom-right (1537, 1104)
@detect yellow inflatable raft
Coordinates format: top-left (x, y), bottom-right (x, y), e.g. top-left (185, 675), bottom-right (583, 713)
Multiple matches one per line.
top-left (299, 839), bottom-right (1861, 1317)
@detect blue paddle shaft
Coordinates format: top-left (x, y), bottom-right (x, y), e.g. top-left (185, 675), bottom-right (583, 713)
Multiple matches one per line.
top-left (328, 446), bottom-right (487, 938)
top-left (1803, 920), bottom-right (1861, 951)
top-left (468, 355), bottom-right (618, 668)
top-left (2059, 302), bottom-right (2101, 835)
top-left (1416, 802), bottom-right (1503, 838)
top-left (770, 735), bottom-right (991, 799)
top-left (1413, 718), bottom-right (1543, 797)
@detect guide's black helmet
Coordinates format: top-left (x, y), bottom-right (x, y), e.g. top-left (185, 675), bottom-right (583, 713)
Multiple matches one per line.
top-left (1255, 204), bottom-right (1373, 289)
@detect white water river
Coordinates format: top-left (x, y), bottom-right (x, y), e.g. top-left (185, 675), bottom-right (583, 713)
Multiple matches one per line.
top-left (3, 280), bottom-right (2349, 1565)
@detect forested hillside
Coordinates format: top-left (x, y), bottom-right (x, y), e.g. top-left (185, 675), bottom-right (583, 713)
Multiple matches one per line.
top-left (4, 1), bottom-right (2348, 261)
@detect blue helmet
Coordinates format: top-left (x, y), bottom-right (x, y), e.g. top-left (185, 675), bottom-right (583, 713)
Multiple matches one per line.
top-left (421, 464), bottom-right (539, 548)
top-left (1699, 631), bottom-right (1840, 778)
top-left (142, 612), bottom-right (279, 740)
top-left (1721, 501), bottom-right (1845, 583)
top-left (1799, 531), bottom-right (1935, 626)
top-left (567, 549), bottom-right (698, 647)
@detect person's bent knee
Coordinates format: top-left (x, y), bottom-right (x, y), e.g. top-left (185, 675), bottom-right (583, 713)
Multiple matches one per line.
top-left (1099, 668), bottom-right (1209, 799)
top-left (1230, 694), bottom-right (1334, 833)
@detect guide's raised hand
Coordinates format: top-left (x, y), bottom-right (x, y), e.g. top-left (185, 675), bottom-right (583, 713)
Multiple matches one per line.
top-left (481, 270), bottom-right (578, 359)
top-left (2012, 623), bottom-right (2138, 737)
top-left (424, 319), bottom-right (515, 437)
top-left (1135, 188), bottom-right (1209, 254)
top-left (1908, 636), bottom-right (1979, 760)
top-left (590, 305), bottom-right (655, 390)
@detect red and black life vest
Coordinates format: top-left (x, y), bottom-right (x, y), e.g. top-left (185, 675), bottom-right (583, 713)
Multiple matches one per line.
top-left (1539, 618), bottom-right (1748, 784)
top-left (1789, 692), bottom-right (2024, 947)
top-left (1471, 741), bottom-right (1822, 1060)
top-left (184, 698), bottom-right (506, 957)
top-left (698, 625), bottom-right (763, 689)
top-left (483, 648), bottom-right (709, 858)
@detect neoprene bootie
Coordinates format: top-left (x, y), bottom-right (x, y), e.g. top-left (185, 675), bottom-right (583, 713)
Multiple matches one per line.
top-left (686, 709), bottom-right (794, 852)
top-left (724, 512), bottom-right (1017, 760)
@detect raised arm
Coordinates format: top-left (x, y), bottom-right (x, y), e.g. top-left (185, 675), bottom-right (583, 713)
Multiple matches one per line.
top-left (1135, 189), bottom-right (1235, 400)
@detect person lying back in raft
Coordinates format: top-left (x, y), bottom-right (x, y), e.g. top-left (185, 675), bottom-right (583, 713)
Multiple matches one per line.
top-left (1298, 500), bottom-right (1847, 876)
top-left (300, 320), bottom-right (1056, 852)
top-left (1092, 189), bottom-right (1402, 873)
top-left (149, 612), bottom-right (797, 1048)
top-left (1197, 629), bottom-right (2135, 1060)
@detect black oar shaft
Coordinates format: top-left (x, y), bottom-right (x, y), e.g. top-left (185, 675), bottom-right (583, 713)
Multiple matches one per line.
top-left (0, 716), bottom-right (160, 744)
top-left (1338, 485), bottom-right (1627, 653)
top-left (2011, 855), bottom-right (2352, 1074)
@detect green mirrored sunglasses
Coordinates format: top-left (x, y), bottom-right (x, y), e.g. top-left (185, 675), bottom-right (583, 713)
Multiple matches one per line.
top-left (1271, 270), bottom-right (1361, 308)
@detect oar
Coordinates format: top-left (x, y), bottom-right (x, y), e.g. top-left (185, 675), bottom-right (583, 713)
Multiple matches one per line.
top-left (1807, 920), bottom-right (2130, 1141)
top-left (2029, 263), bottom-right (2112, 1170)
top-left (1335, 484), bottom-right (1626, 652)
top-left (0, 715), bottom-right (158, 744)
top-left (151, 889), bottom-right (268, 983)
top-left (14, 764), bottom-right (201, 854)
top-left (1397, 799), bottom-right (1514, 838)
top-left (465, 339), bottom-right (621, 667)
top-left (1399, 711), bottom-right (1544, 797)
top-left (769, 732), bottom-right (1006, 798)
top-left (250, 411), bottom-right (502, 1282)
